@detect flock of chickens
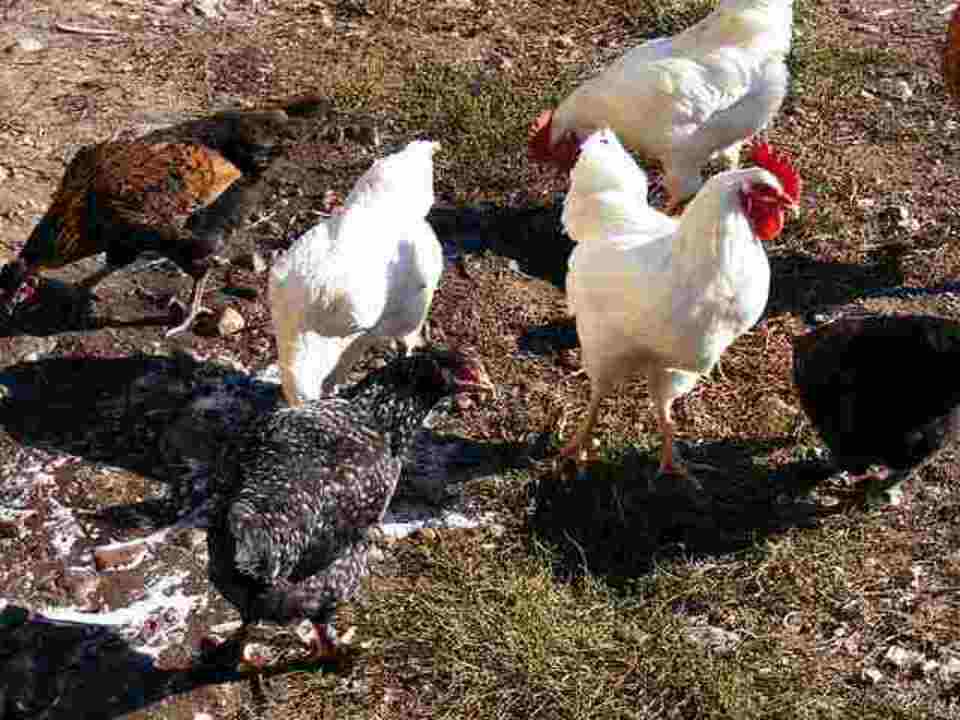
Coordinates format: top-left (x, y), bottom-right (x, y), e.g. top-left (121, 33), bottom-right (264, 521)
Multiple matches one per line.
top-left (2, 0), bottom-right (960, 671)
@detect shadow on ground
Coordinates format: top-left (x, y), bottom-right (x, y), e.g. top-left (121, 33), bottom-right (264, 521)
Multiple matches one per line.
top-left (430, 202), bottom-right (573, 290)
top-left (528, 438), bottom-right (836, 585)
top-left (0, 612), bottom-right (351, 720)
top-left (430, 203), bottom-right (911, 323)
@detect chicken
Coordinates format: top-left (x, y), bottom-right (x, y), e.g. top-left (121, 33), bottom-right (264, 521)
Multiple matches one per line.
top-left (0, 95), bottom-right (330, 336)
top-left (528, 0), bottom-right (794, 211)
top-left (205, 347), bottom-right (493, 667)
top-left (793, 315), bottom-right (960, 507)
top-left (561, 129), bottom-right (800, 475)
top-left (946, 3), bottom-right (960, 102)
top-left (269, 140), bottom-right (443, 406)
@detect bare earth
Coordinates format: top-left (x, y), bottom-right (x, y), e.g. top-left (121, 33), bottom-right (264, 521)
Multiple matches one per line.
top-left (1, 1), bottom-right (960, 719)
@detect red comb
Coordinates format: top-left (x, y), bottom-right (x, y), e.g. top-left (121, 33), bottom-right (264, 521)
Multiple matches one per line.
top-left (749, 141), bottom-right (801, 203)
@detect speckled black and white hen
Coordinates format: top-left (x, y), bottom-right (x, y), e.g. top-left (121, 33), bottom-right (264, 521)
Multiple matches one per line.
top-left (793, 314), bottom-right (960, 507)
top-left (205, 347), bottom-right (493, 666)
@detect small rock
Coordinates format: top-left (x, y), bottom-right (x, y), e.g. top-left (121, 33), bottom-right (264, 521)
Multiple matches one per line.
top-left (884, 645), bottom-right (924, 671)
top-left (686, 624), bottom-right (741, 656)
top-left (184, 0), bottom-right (224, 18)
top-left (216, 307), bottom-right (245, 336)
top-left (9, 37), bottom-right (45, 53)
top-left (861, 667), bottom-right (884, 685)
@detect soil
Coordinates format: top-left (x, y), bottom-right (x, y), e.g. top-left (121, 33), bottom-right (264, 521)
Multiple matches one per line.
top-left (1, 0), bottom-right (959, 718)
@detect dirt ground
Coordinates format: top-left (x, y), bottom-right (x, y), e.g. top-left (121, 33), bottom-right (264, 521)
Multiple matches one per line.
top-left (1, 0), bottom-right (960, 718)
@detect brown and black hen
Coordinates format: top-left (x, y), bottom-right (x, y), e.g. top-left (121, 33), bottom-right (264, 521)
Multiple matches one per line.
top-left (0, 95), bottom-right (329, 336)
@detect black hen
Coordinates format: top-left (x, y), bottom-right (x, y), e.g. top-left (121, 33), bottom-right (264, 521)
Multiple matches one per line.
top-left (793, 314), bottom-right (960, 507)
top-left (205, 347), bottom-right (493, 666)
top-left (0, 95), bottom-right (330, 336)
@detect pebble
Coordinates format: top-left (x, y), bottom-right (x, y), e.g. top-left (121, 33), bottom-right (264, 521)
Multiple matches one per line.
top-left (8, 37), bottom-right (45, 53)
top-left (211, 306), bottom-right (245, 336)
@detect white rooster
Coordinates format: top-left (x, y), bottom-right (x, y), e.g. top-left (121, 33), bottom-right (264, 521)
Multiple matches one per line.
top-left (269, 140), bottom-right (443, 406)
top-left (561, 129), bottom-right (800, 475)
top-left (529, 0), bottom-right (794, 211)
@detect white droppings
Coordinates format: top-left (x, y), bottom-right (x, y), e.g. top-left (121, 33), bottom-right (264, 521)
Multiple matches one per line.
top-left (46, 498), bottom-right (82, 559)
top-left (380, 501), bottom-right (497, 539)
top-left (42, 572), bottom-right (205, 657)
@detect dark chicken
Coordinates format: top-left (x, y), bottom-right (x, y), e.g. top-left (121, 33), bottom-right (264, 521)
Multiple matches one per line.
top-left (0, 95), bottom-right (329, 336)
top-left (205, 347), bottom-right (493, 668)
top-left (793, 315), bottom-right (960, 507)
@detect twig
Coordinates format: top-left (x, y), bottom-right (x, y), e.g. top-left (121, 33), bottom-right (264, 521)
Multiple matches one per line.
top-left (54, 21), bottom-right (122, 37)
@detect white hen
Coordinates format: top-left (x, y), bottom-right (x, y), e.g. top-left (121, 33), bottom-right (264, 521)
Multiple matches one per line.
top-left (529, 0), bottom-right (794, 210)
top-left (270, 140), bottom-right (443, 406)
top-left (562, 129), bottom-right (799, 474)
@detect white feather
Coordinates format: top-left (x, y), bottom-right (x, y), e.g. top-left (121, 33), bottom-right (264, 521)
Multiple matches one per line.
top-left (269, 141), bottom-right (444, 405)
top-left (549, 0), bottom-right (793, 204)
top-left (565, 128), bottom-right (781, 397)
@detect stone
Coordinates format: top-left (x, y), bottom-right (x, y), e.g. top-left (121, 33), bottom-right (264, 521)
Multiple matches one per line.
top-left (184, 0), bottom-right (224, 19)
top-left (216, 306), bottom-right (245, 336)
top-left (12, 37), bottom-right (45, 53)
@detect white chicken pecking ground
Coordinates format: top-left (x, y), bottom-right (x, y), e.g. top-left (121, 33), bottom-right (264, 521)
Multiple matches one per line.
top-left (561, 128), bottom-right (800, 479)
top-left (528, 0), bottom-right (795, 212)
top-left (269, 140), bottom-right (444, 406)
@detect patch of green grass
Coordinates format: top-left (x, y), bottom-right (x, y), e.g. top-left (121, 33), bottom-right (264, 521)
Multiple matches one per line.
top-left (301, 527), bottom-right (932, 720)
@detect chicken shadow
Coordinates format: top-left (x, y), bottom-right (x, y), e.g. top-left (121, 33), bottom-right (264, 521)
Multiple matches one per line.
top-left (0, 276), bottom-right (181, 338)
top-left (528, 438), bottom-right (833, 585)
top-left (428, 202), bottom-right (573, 290)
top-left (400, 428), bottom-right (554, 504)
top-left (513, 250), bottom-right (911, 358)
top-left (427, 203), bottom-right (911, 320)
top-left (0, 352), bottom-right (537, 529)
top-left (0, 353), bottom-right (281, 533)
top-left (766, 250), bottom-right (906, 318)
top-left (0, 612), bottom-right (346, 720)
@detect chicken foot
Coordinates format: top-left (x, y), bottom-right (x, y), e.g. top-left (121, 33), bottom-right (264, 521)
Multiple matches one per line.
top-left (560, 391), bottom-right (603, 460)
top-left (165, 269), bottom-right (212, 337)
